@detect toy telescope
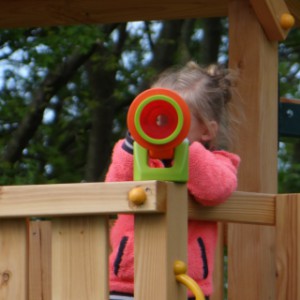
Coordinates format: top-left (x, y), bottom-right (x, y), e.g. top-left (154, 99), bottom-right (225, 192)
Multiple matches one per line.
top-left (127, 88), bottom-right (191, 182)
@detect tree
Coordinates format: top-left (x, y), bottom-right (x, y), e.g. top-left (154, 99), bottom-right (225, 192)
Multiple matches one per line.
top-left (278, 27), bottom-right (300, 193)
top-left (1, 18), bottom-right (299, 192)
top-left (0, 18), bottom-right (225, 184)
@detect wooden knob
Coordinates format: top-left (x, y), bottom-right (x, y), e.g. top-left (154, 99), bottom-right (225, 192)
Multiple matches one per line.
top-left (128, 187), bottom-right (147, 205)
top-left (280, 13), bottom-right (295, 30)
top-left (173, 260), bottom-right (187, 275)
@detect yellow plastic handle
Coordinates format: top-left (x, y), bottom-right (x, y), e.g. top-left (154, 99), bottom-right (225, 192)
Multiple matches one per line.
top-left (174, 260), bottom-right (205, 300)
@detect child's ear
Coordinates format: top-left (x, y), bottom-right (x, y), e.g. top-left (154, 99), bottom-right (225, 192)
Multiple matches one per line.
top-left (201, 121), bottom-right (218, 142)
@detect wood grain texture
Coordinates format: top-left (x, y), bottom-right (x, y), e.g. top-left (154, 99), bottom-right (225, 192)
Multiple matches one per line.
top-left (0, 0), bottom-right (299, 30)
top-left (227, 0), bottom-right (278, 299)
top-left (51, 216), bottom-right (109, 300)
top-left (0, 0), bottom-right (228, 29)
top-left (285, 0), bottom-right (300, 26)
top-left (250, 0), bottom-right (293, 40)
top-left (0, 181), bottom-right (166, 217)
top-left (276, 194), bottom-right (300, 299)
top-left (0, 219), bottom-right (27, 300)
top-left (189, 191), bottom-right (276, 225)
top-left (210, 223), bottom-right (225, 300)
top-left (0, 182), bottom-right (276, 224)
top-left (134, 182), bottom-right (188, 300)
top-left (29, 221), bottom-right (52, 300)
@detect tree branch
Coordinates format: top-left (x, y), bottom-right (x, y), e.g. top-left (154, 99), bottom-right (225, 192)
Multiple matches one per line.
top-left (3, 44), bottom-right (98, 164)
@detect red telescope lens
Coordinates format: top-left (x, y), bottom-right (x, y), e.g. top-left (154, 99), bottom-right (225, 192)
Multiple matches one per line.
top-left (140, 100), bottom-right (178, 139)
top-left (127, 88), bottom-right (191, 159)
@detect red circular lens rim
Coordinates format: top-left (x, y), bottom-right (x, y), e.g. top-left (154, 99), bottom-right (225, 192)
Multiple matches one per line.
top-left (127, 88), bottom-right (191, 159)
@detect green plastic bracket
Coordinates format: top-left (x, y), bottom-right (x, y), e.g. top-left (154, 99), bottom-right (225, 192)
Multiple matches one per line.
top-left (133, 140), bottom-right (189, 182)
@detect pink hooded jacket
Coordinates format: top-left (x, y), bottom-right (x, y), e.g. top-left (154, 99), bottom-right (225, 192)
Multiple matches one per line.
top-left (105, 139), bottom-right (240, 297)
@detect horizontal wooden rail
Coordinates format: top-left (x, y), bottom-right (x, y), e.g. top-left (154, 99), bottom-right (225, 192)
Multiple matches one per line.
top-left (189, 191), bottom-right (276, 225)
top-left (0, 0), bottom-right (299, 29)
top-left (0, 181), bottom-right (167, 217)
top-left (280, 97), bottom-right (300, 104)
top-left (0, 181), bottom-right (276, 225)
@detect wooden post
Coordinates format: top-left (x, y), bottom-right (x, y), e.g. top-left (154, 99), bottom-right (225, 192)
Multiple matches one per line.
top-left (51, 216), bottom-right (109, 300)
top-left (276, 194), bottom-right (300, 299)
top-left (134, 182), bottom-right (188, 300)
top-left (0, 219), bottom-right (27, 299)
top-left (228, 0), bottom-right (278, 299)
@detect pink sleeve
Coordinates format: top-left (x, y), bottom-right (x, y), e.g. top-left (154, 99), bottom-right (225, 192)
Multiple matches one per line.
top-left (188, 142), bottom-right (240, 206)
top-left (105, 140), bottom-right (134, 182)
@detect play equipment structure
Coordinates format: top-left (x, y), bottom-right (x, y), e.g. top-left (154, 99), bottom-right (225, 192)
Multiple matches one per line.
top-left (0, 0), bottom-right (300, 299)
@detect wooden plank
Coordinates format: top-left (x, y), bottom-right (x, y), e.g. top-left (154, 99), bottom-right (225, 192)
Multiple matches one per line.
top-left (0, 0), bottom-right (298, 29)
top-left (227, 0), bottom-right (278, 299)
top-left (0, 0), bottom-right (228, 29)
top-left (28, 220), bottom-right (52, 300)
top-left (210, 223), bottom-right (225, 300)
top-left (0, 181), bottom-right (167, 217)
top-left (189, 191), bottom-right (276, 225)
top-left (0, 219), bottom-right (27, 300)
top-left (250, 0), bottom-right (294, 40)
top-left (285, 0), bottom-right (300, 26)
top-left (52, 216), bottom-right (109, 300)
top-left (134, 182), bottom-right (188, 300)
top-left (280, 97), bottom-right (300, 104)
top-left (276, 194), bottom-right (300, 299)
top-left (0, 182), bottom-right (276, 224)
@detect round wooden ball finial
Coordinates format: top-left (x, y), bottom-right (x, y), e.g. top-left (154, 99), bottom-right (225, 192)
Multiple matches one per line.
top-left (128, 186), bottom-right (147, 206)
top-left (173, 260), bottom-right (187, 275)
top-left (280, 13), bottom-right (295, 30)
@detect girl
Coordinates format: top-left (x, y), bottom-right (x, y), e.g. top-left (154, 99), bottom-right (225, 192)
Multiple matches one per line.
top-left (105, 61), bottom-right (240, 300)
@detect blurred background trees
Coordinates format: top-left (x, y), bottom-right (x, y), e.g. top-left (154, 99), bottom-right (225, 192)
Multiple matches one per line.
top-left (0, 18), bottom-right (299, 190)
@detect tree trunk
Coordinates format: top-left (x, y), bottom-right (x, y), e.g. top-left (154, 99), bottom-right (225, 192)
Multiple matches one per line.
top-left (202, 18), bottom-right (223, 64)
top-left (84, 24), bottom-right (127, 181)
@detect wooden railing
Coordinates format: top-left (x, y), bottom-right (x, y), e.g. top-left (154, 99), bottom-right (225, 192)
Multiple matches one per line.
top-left (0, 181), bottom-right (299, 299)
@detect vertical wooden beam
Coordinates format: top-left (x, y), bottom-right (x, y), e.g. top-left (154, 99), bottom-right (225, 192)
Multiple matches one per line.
top-left (0, 219), bottom-right (27, 299)
top-left (52, 216), bottom-right (109, 300)
top-left (228, 0), bottom-right (278, 299)
top-left (276, 194), bottom-right (300, 299)
top-left (134, 182), bottom-right (188, 300)
top-left (28, 220), bottom-right (52, 300)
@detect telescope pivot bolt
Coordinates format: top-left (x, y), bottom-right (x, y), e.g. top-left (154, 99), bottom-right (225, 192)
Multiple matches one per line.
top-left (128, 186), bottom-right (147, 206)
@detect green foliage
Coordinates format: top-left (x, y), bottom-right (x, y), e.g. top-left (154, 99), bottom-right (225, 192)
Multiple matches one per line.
top-left (278, 139), bottom-right (300, 193)
top-left (0, 21), bottom-right (195, 184)
top-left (0, 19), bottom-right (300, 188)
top-left (278, 28), bottom-right (300, 193)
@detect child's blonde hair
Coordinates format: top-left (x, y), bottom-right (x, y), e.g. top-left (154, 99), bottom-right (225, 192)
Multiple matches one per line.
top-left (151, 61), bottom-right (238, 150)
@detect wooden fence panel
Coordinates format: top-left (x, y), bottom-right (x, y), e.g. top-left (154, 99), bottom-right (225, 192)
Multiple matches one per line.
top-left (0, 219), bottom-right (27, 300)
top-left (51, 216), bottom-right (109, 300)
